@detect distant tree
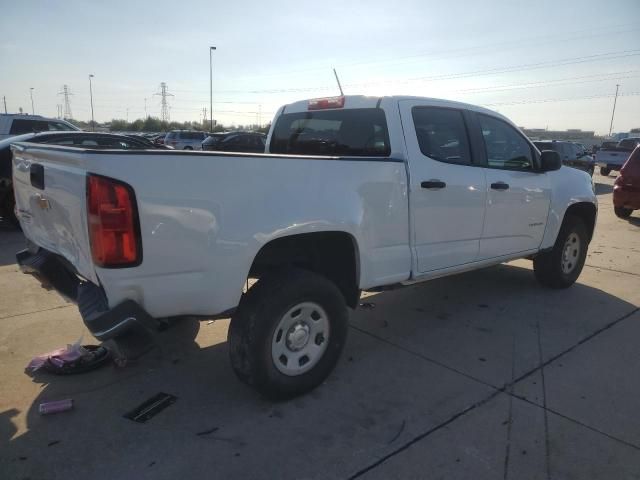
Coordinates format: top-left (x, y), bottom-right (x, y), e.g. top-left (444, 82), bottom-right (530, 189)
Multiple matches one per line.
top-left (109, 119), bottom-right (128, 131)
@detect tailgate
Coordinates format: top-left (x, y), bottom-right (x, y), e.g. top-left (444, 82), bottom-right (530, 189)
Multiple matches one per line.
top-left (12, 144), bottom-right (98, 284)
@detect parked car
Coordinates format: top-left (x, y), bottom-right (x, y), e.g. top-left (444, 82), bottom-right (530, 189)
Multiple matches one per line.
top-left (595, 137), bottom-right (640, 176)
top-left (164, 130), bottom-right (207, 150)
top-left (12, 95), bottom-right (596, 398)
top-left (613, 145), bottom-right (640, 218)
top-left (202, 132), bottom-right (266, 153)
top-left (533, 140), bottom-right (595, 176)
top-left (0, 131), bottom-right (168, 226)
top-left (0, 114), bottom-right (79, 140)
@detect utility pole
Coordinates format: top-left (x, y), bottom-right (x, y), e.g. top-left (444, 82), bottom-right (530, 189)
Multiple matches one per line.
top-left (126, 108), bottom-right (129, 124)
top-left (3, 96), bottom-right (7, 114)
top-left (58, 85), bottom-right (73, 120)
top-left (154, 82), bottom-right (173, 123)
top-left (608, 84), bottom-right (620, 137)
top-left (209, 46), bottom-right (216, 132)
top-left (29, 88), bottom-right (35, 115)
top-left (202, 107), bottom-right (207, 127)
top-left (88, 74), bottom-right (95, 131)
top-left (56, 104), bottom-right (62, 119)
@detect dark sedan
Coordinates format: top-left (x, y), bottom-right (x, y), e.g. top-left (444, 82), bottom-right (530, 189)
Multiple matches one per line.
top-left (202, 132), bottom-right (266, 153)
top-left (1, 131), bottom-right (169, 226)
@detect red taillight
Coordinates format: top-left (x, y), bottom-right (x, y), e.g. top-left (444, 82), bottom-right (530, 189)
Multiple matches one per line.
top-left (308, 96), bottom-right (345, 110)
top-left (87, 174), bottom-right (141, 268)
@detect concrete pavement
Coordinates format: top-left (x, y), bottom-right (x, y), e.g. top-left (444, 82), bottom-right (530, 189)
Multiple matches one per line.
top-left (1, 173), bottom-right (639, 479)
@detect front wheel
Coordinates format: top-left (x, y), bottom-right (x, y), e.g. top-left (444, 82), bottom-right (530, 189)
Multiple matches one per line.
top-left (600, 167), bottom-right (611, 176)
top-left (614, 206), bottom-right (633, 219)
top-left (533, 216), bottom-right (588, 289)
top-left (228, 268), bottom-right (348, 399)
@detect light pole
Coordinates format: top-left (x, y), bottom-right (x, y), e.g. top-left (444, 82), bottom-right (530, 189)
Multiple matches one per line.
top-left (209, 46), bottom-right (216, 132)
top-left (88, 74), bottom-right (95, 131)
top-left (29, 88), bottom-right (34, 115)
top-left (608, 84), bottom-right (620, 137)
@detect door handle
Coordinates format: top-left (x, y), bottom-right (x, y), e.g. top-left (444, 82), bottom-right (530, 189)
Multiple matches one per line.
top-left (490, 182), bottom-right (509, 191)
top-left (30, 164), bottom-right (45, 190)
top-left (421, 180), bottom-right (446, 190)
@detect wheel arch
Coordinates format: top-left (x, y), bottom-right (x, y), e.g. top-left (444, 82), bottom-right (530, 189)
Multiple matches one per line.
top-left (248, 231), bottom-right (361, 308)
top-left (564, 202), bottom-right (597, 242)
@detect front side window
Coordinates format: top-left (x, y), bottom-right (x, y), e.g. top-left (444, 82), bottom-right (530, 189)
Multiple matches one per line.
top-left (47, 121), bottom-right (75, 131)
top-left (411, 107), bottom-right (471, 165)
top-left (270, 108), bottom-right (390, 156)
top-left (478, 115), bottom-right (534, 170)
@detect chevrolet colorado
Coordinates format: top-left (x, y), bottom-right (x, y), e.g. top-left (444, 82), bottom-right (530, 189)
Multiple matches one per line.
top-left (12, 95), bottom-right (597, 398)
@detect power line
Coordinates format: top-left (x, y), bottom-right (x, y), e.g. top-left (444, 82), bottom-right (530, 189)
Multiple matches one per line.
top-left (481, 91), bottom-right (639, 107)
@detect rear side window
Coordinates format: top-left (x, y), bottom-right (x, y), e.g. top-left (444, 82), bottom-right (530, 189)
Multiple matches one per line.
top-left (270, 108), bottom-right (390, 156)
top-left (165, 132), bottom-right (177, 140)
top-left (47, 121), bottom-right (75, 131)
top-left (478, 114), bottom-right (534, 170)
top-left (9, 119), bottom-right (48, 134)
top-left (411, 107), bottom-right (471, 165)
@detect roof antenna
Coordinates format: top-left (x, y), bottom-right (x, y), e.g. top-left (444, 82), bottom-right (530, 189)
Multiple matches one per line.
top-left (333, 68), bottom-right (344, 96)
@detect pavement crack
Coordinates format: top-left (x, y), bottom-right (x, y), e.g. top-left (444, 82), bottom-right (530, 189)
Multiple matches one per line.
top-left (346, 389), bottom-right (503, 479)
top-left (503, 336), bottom-right (516, 480)
top-left (0, 304), bottom-right (74, 321)
top-left (585, 263), bottom-right (640, 277)
top-left (347, 306), bottom-right (640, 478)
top-left (536, 322), bottom-right (551, 480)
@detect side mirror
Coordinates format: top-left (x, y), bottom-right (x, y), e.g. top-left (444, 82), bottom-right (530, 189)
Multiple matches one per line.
top-left (540, 150), bottom-right (562, 172)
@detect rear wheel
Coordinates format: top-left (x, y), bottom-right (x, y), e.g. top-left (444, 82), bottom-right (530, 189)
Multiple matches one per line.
top-left (534, 216), bottom-right (588, 289)
top-left (600, 167), bottom-right (611, 176)
top-left (228, 268), bottom-right (348, 399)
top-left (614, 206), bottom-right (633, 219)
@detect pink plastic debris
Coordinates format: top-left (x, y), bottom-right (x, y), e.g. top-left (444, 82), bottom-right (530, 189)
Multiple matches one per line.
top-left (27, 338), bottom-right (88, 372)
top-left (39, 399), bottom-right (74, 415)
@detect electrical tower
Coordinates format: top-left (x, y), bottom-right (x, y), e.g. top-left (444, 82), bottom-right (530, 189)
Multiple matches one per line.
top-left (153, 82), bottom-right (173, 122)
top-left (58, 85), bottom-right (73, 119)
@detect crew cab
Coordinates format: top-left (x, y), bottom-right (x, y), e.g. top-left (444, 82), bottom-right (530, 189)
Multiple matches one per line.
top-left (595, 137), bottom-right (640, 176)
top-left (12, 95), bottom-right (597, 398)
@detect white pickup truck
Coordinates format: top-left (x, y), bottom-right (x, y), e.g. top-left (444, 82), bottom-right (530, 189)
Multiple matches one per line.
top-left (12, 95), bottom-right (597, 398)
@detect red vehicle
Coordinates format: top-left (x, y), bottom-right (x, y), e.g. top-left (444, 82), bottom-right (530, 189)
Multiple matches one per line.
top-left (613, 145), bottom-right (640, 218)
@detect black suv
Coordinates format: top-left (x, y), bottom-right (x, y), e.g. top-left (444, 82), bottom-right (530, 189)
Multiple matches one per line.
top-left (533, 140), bottom-right (595, 176)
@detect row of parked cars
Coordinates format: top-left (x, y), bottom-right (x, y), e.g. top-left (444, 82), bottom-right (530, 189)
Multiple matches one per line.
top-left (159, 130), bottom-right (266, 153)
top-left (0, 114), bottom-right (267, 225)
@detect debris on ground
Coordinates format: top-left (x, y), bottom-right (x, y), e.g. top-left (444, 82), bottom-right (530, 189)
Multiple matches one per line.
top-left (124, 392), bottom-right (177, 423)
top-left (359, 302), bottom-right (376, 310)
top-left (196, 427), bottom-right (219, 436)
top-left (39, 399), bottom-right (73, 415)
top-left (27, 339), bottom-right (111, 375)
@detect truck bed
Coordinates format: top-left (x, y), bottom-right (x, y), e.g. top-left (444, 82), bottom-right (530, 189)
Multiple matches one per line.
top-left (12, 144), bottom-right (411, 318)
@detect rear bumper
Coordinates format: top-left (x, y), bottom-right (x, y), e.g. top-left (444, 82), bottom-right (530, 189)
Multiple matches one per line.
top-left (16, 248), bottom-right (156, 340)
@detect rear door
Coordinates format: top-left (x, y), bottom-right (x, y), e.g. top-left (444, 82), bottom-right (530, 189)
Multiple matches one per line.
top-left (399, 100), bottom-right (487, 273)
top-left (472, 113), bottom-right (551, 259)
top-left (12, 144), bottom-right (98, 283)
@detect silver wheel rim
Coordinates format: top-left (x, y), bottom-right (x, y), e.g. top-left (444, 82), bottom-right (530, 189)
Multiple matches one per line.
top-left (271, 302), bottom-right (330, 376)
top-left (561, 232), bottom-right (581, 274)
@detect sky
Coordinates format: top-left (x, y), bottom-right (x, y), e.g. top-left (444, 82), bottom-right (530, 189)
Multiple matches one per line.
top-left (1, 0), bottom-right (639, 134)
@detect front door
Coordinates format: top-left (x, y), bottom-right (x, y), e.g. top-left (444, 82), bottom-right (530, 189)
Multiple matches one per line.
top-left (473, 113), bottom-right (551, 259)
top-left (399, 101), bottom-right (487, 273)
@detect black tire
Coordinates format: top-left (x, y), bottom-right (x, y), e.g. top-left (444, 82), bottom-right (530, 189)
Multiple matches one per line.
top-left (228, 268), bottom-right (348, 400)
top-left (0, 189), bottom-right (20, 229)
top-left (614, 206), bottom-right (633, 219)
top-left (600, 167), bottom-right (611, 176)
top-left (533, 216), bottom-right (588, 289)
top-left (184, 146), bottom-right (193, 150)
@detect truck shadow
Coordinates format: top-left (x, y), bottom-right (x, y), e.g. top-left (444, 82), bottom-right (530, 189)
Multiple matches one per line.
top-left (2, 262), bottom-right (638, 479)
top-left (0, 221), bottom-right (24, 267)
